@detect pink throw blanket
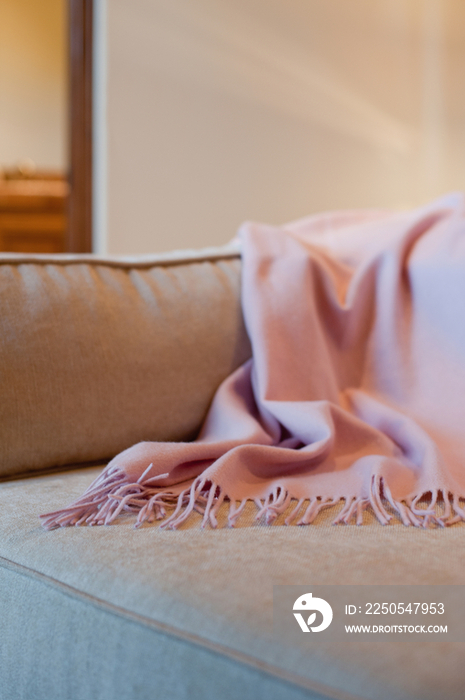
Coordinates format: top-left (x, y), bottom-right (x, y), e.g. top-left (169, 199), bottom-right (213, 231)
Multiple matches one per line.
top-left (41, 194), bottom-right (465, 530)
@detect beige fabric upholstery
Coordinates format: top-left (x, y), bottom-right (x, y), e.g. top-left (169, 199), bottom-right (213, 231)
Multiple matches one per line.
top-left (2, 246), bottom-right (465, 700)
top-left (0, 246), bottom-right (250, 478)
top-left (1, 467), bottom-right (464, 700)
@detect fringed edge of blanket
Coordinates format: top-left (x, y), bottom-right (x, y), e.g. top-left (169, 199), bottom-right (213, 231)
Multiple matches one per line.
top-left (39, 465), bottom-right (465, 531)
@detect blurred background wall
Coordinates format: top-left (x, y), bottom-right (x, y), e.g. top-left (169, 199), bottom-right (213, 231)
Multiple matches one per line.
top-left (0, 0), bottom-right (67, 172)
top-left (99, 0), bottom-right (465, 255)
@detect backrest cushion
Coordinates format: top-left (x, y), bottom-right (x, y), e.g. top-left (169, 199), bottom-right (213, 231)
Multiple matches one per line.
top-left (0, 246), bottom-right (250, 478)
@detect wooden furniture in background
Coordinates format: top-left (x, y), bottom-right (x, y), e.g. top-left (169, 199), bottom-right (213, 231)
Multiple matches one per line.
top-left (0, 0), bottom-right (93, 255)
top-left (67, 0), bottom-right (93, 253)
top-left (0, 178), bottom-right (69, 253)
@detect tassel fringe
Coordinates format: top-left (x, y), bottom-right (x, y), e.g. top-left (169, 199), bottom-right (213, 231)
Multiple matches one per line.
top-left (40, 467), bottom-right (465, 531)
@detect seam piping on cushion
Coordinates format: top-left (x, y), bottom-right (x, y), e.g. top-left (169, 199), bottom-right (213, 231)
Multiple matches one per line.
top-left (0, 460), bottom-right (109, 484)
top-left (0, 249), bottom-right (241, 270)
top-left (0, 553), bottom-right (361, 700)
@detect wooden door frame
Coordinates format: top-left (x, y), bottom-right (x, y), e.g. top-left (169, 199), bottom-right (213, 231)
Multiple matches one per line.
top-left (66, 0), bottom-right (93, 253)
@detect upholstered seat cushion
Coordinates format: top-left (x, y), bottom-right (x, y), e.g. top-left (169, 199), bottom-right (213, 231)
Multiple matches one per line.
top-left (1, 467), bottom-right (464, 700)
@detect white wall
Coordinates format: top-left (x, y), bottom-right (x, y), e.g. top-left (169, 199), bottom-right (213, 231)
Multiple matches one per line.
top-left (99, 0), bottom-right (465, 256)
top-left (0, 0), bottom-right (67, 171)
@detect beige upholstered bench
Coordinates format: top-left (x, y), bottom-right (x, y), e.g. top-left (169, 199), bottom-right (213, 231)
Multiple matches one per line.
top-left (1, 247), bottom-right (464, 700)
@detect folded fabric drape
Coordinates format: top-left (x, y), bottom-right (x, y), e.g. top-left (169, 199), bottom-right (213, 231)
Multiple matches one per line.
top-left (41, 193), bottom-right (465, 530)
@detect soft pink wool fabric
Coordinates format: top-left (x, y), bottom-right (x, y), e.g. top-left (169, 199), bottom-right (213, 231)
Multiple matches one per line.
top-left (42, 194), bottom-right (465, 529)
